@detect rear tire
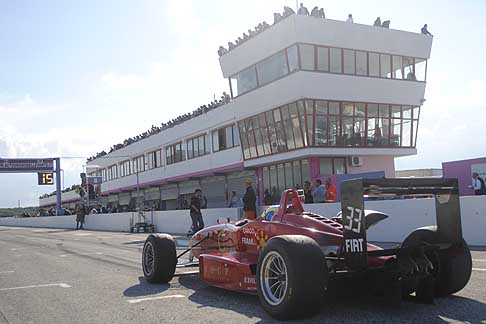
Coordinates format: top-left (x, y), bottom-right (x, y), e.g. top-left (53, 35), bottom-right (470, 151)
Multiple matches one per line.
top-left (401, 226), bottom-right (472, 297)
top-left (142, 234), bottom-right (177, 283)
top-left (256, 235), bottom-right (328, 320)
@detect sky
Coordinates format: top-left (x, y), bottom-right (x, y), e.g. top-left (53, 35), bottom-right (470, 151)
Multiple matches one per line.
top-left (0, 0), bottom-right (485, 207)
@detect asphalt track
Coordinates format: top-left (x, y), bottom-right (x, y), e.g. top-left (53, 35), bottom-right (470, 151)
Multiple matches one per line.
top-left (0, 226), bottom-right (485, 324)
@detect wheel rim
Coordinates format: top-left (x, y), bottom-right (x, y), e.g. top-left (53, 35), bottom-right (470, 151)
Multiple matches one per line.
top-left (260, 251), bottom-right (288, 306)
top-left (143, 241), bottom-right (155, 276)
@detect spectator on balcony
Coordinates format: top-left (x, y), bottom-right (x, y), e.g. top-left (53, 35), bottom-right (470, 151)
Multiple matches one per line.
top-left (421, 24), bottom-right (433, 36)
top-left (283, 6), bottom-right (295, 18)
top-left (346, 14), bottom-right (354, 23)
top-left (311, 6), bottom-right (320, 17)
top-left (319, 8), bottom-right (325, 18)
top-left (382, 20), bottom-right (390, 28)
top-left (228, 41), bottom-right (235, 50)
top-left (273, 12), bottom-right (283, 24)
top-left (298, 3), bottom-right (309, 15)
top-left (373, 17), bottom-right (381, 27)
top-left (217, 46), bottom-right (227, 57)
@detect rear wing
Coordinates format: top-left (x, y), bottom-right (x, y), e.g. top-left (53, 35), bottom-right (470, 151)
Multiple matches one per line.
top-left (340, 178), bottom-right (462, 270)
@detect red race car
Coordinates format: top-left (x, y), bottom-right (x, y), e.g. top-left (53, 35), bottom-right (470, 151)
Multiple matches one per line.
top-left (141, 178), bottom-right (472, 320)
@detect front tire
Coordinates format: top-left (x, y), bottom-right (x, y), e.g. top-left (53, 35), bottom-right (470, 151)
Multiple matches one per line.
top-left (142, 234), bottom-right (177, 283)
top-left (256, 235), bottom-right (328, 320)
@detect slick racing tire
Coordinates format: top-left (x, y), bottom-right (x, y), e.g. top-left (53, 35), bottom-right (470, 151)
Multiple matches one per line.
top-left (256, 235), bottom-right (328, 320)
top-left (401, 226), bottom-right (472, 297)
top-left (142, 234), bottom-right (177, 283)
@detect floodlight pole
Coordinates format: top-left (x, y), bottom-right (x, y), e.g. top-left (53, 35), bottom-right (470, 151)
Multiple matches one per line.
top-left (55, 158), bottom-right (63, 216)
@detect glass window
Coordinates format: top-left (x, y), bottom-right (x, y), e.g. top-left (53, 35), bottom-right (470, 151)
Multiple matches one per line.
top-left (286, 45), bottom-right (299, 73)
top-left (205, 134), bottom-right (211, 153)
top-left (277, 164), bottom-right (285, 193)
top-left (369, 52), bottom-right (380, 77)
top-left (329, 102), bottom-right (340, 115)
top-left (356, 51), bottom-right (367, 76)
top-left (257, 50), bottom-right (288, 85)
top-left (334, 158), bottom-right (346, 174)
top-left (284, 162), bottom-right (293, 189)
top-left (328, 116), bottom-right (339, 146)
top-left (320, 158), bottom-right (333, 175)
top-left (343, 49), bottom-right (355, 74)
top-left (300, 44), bottom-right (315, 70)
top-left (225, 126), bottom-right (233, 148)
top-left (301, 159), bottom-right (310, 184)
top-left (293, 118), bottom-right (304, 148)
top-left (198, 135), bottom-right (205, 156)
top-left (305, 100), bottom-right (314, 146)
top-left (263, 167), bottom-right (270, 194)
top-left (380, 54), bottom-right (391, 78)
top-left (403, 57), bottom-right (415, 80)
top-left (330, 48), bottom-right (342, 73)
top-left (212, 131), bottom-right (219, 152)
top-left (391, 118), bottom-right (401, 146)
top-left (269, 165), bottom-right (278, 194)
top-left (293, 161), bottom-right (302, 188)
top-left (415, 58), bottom-right (427, 81)
top-left (187, 139), bottom-right (194, 159)
top-left (367, 103), bottom-right (379, 117)
top-left (233, 125), bottom-right (240, 146)
top-left (392, 56), bottom-right (403, 79)
top-left (402, 119), bottom-right (412, 147)
top-left (412, 119), bottom-right (419, 147)
top-left (402, 105), bottom-right (412, 119)
top-left (284, 120), bottom-right (296, 150)
top-left (317, 47), bottom-right (329, 72)
top-left (230, 65), bottom-right (258, 97)
top-left (315, 115), bottom-right (327, 145)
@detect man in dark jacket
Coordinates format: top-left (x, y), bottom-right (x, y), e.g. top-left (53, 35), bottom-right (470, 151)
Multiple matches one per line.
top-left (190, 189), bottom-right (205, 233)
top-left (242, 179), bottom-right (257, 219)
top-left (75, 204), bottom-right (86, 230)
top-left (303, 181), bottom-right (314, 204)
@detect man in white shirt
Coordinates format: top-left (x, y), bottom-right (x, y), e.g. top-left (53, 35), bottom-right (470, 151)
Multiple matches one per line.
top-left (470, 172), bottom-right (486, 195)
top-left (346, 14), bottom-right (354, 23)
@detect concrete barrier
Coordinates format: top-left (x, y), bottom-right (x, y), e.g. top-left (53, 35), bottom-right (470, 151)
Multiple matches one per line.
top-left (0, 197), bottom-right (484, 245)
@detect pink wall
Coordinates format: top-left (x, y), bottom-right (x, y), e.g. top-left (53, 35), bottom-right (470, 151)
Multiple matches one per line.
top-left (348, 155), bottom-right (395, 177)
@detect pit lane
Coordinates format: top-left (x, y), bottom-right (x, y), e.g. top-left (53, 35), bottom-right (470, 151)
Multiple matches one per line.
top-left (0, 226), bottom-right (485, 324)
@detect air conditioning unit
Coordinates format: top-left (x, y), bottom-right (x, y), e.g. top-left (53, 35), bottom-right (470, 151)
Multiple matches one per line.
top-left (349, 156), bottom-right (363, 167)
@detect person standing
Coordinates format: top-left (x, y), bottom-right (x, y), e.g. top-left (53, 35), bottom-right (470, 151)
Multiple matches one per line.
top-left (324, 178), bottom-right (337, 202)
top-left (298, 3), bottom-right (309, 15)
top-left (242, 179), bottom-right (257, 219)
top-left (312, 179), bottom-right (326, 203)
top-left (228, 191), bottom-right (239, 207)
top-left (75, 204), bottom-right (86, 230)
top-left (190, 189), bottom-right (205, 233)
top-left (310, 6), bottom-right (319, 17)
top-left (421, 24), bottom-right (433, 36)
top-left (346, 14), bottom-right (354, 23)
top-left (471, 172), bottom-right (486, 196)
top-left (303, 181), bottom-right (314, 204)
top-left (373, 17), bottom-right (381, 27)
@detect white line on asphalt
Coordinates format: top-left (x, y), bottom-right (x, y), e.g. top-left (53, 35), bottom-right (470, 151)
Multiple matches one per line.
top-left (473, 268), bottom-right (486, 272)
top-left (0, 271), bottom-right (14, 274)
top-left (127, 294), bottom-right (185, 304)
top-left (0, 283), bottom-right (71, 291)
top-left (473, 259), bottom-right (486, 262)
top-left (59, 252), bottom-right (103, 257)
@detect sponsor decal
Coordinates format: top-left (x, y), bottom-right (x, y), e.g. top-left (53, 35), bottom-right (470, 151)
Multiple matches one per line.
top-left (241, 237), bottom-right (256, 245)
top-left (242, 227), bottom-right (256, 235)
top-left (345, 238), bottom-right (365, 253)
top-left (256, 230), bottom-right (269, 250)
top-left (243, 276), bottom-right (256, 285)
top-left (344, 206), bottom-right (363, 234)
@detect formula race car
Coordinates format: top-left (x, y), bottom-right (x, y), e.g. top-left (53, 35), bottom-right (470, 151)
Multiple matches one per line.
top-left (141, 178), bottom-right (472, 320)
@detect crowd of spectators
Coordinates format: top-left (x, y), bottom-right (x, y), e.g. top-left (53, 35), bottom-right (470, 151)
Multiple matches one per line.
top-left (218, 3), bottom-right (325, 57)
top-left (87, 92), bottom-right (231, 162)
top-left (39, 184), bottom-right (82, 199)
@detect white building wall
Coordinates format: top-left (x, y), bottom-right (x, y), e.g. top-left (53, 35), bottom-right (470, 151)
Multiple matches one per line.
top-left (220, 15), bottom-right (433, 78)
top-left (2, 197), bottom-right (485, 245)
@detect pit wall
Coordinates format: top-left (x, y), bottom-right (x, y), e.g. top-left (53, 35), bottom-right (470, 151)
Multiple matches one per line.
top-left (1, 197), bottom-right (485, 246)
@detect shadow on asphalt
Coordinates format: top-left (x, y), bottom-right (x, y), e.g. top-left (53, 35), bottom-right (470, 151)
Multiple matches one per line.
top-left (177, 275), bottom-right (486, 324)
top-left (123, 276), bottom-right (169, 297)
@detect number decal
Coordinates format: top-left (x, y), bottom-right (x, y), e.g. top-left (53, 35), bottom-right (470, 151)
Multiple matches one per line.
top-left (344, 206), bottom-right (363, 234)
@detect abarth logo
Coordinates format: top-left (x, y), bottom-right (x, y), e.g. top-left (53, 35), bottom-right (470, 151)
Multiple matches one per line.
top-left (256, 230), bottom-right (269, 250)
